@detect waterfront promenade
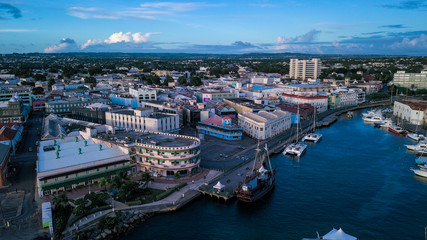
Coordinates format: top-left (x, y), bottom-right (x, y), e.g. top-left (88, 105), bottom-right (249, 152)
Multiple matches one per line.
top-left (63, 100), bottom-right (392, 239)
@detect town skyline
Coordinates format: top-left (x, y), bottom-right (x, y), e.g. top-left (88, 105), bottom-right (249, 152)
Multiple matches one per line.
top-left (1, 0), bottom-right (427, 55)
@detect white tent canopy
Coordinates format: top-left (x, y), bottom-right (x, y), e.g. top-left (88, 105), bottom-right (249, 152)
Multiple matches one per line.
top-left (213, 181), bottom-right (225, 190)
top-left (322, 228), bottom-right (357, 240)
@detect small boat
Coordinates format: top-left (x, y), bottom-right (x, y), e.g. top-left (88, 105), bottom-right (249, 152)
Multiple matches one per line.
top-left (419, 164), bottom-right (427, 171)
top-left (302, 133), bottom-right (323, 143)
top-left (411, 168), bottom-right (427, 178)
top-left (416, 149), bottom-right (427, 156)
top-left (362, 115), bottom-right (384, 123)
top-left (235, 144), bottom-right (275, 203)
top-left (405, 141), bottom-right (427, 151)
top-left (362, 110), bottom-right (377, 118)
top-left (415, 156), bottom-right (427, 165)
top-left (284, 104), bottom-right (307, 157)
top-left (302, 227), bottom-right (357, 240)
top-left (407, 132), bottom-right (425, 142)
top-left (284, 143), bottom-right (307, 157)
top-left (388, 125), bottom-right (408, 135)
top-left (380, 119), bottom-right (393, 129)
top-left (303, 109), bottom-right (322, 143)
top-left (347, 111), bottom-right (354, 118)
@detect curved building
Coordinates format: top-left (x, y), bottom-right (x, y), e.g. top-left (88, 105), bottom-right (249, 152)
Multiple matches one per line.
top-left (135, 133), bottom-right (201, 177)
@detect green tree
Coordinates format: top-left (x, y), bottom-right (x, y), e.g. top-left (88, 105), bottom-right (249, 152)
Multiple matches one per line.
top-left (48, 78), bottom-right (56, 88)
top-left (98, 177), bottom-right (108, 191)
top-left (32, 87), bottom-right (44, 95)
top-left (98, 216), bottom-right (117, 229)
top-left (53, 193), bottom-right (69, 208)
top-left (189, 76), bottom-right (202, 86)
top-left (141, 172), bottom-right (152, 189)
top-left (174, 171), bottom-right (181, 183)
top-left (118, 181), bottom-right (138, 202)
top-left (178, 76), bottom-right (187, 85)
top-left (163, 75), bottom-right (174, 85)
top-left (152, 75), bottom-right (161, 85)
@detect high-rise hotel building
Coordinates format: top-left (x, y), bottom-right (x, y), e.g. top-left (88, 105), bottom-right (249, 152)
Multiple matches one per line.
top-left (289, 58), bottom-right (321, 80)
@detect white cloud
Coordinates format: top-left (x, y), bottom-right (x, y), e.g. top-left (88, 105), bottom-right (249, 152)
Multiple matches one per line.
top-left (276, 29), bottom-right (321, 44)
top-left (81, 39), bottom-right (101, 49)
top-left (132, 32), bottom-right (160, 43)
top-left (0, 29), bottom-right (36, 33)
top-left (390, 33), bottom-right (427, 48)
top-left (68, 2), bottom-right (221, 20)
top-left (44, 43), bottom-right (68, 53)
top-left (104, 32), bottom-right (132, 44)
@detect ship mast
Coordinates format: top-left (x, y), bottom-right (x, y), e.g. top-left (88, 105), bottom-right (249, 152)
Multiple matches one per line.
top-left (251, 142), bottom-right (261, 173)
top-left (264, 144), bottom-right (273, 172)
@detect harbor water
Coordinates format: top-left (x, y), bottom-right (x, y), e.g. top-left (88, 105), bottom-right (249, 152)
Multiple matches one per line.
top-left (124, 111), bottom-right (427, 239)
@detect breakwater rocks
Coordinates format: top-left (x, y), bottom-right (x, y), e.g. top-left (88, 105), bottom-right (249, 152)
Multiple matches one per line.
top-left (75, 210), bottom-right (154, 240)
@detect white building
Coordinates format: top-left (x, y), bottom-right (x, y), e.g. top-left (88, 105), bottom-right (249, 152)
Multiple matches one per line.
top-left (393, 100), bottom-right (427, 125)
top-left (392, 70), bottom-right (427, 89)
top-left (238, 110), bottom-right (291, 140)
top-left (289, 58), bottom-right (321, 80)
top-left (250, 76), bottom-right (274, 85)
top-left (105, 108), bottom-right (179, 133)
top-left (333, 89), bottom-right (358, 107)
top-left (281, 93), bottom-right (329, 113)
top-left (129, 87), bottom-right (157, 102)
top-left (36, 136), bottom-right (131, 196)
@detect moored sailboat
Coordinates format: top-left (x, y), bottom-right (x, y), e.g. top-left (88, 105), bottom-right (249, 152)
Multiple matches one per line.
top-left (235, 144), bottom-right (276, 203)
top-left (303, 109), bottom-right (322, 143)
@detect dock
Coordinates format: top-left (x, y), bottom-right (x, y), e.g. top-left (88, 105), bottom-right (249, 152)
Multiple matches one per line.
top-left (199, 100), bottom-right (392, 202)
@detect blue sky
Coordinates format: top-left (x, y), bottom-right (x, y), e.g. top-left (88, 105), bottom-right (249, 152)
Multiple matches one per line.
top-left (0, 0), bottom-right (427, 55)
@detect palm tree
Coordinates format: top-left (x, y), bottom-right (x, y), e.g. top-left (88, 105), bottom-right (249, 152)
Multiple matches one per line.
top-left (53, 193), bottom-right (68, 208)
top-left (98, 177), bottom-right (108, 191)
top-left (174, 172), bottom-right (181, 183)
top-left (141, 172), bottom-right (152, 189)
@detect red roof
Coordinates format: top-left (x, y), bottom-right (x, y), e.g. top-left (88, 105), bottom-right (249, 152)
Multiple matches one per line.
top-left (282, 93), bottom-right (328, 100)
top-left (0, 123), bottom-right (22, 129)
top-left (200, 116), bottom-right (240, 129)
top-left (0, 126), bottom-right (18, 141)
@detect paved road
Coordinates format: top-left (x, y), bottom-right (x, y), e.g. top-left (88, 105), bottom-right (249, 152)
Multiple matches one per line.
top-left (0, 111), bottom-right (43, 225)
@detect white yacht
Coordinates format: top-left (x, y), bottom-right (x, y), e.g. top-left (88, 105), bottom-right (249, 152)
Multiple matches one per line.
top-left (411, 168), bottom-right (427, 178)
top-left (362, 114), bottom-right (384, 123)
top-left (303, 109), bottom-right (322, 143)
top-left (362, 110), bottom-right (376, 118)
top-left (283, 143), bottom-right (307, 157)
top-left (284, 105), bottom-right (307, 157)
top-left (407, 132), bottom-right (425, 142)
top-left (405, 141), bottom-right (427, 151)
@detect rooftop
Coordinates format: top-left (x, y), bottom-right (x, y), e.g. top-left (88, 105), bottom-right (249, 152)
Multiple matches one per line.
top-left (38, 136), bottom-right (127, 173)
top-left (97, 130), bottom-right (198, 148)
top-left (200, 116), bottom-right (241, 129)
top-left (285, 84), bottom-right (330, 88)
top-left (397, 100), bottom-right (427, 111)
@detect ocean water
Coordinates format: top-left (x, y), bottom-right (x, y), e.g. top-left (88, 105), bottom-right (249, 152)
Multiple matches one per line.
top-left (124, 111), bottom-right (427, 240)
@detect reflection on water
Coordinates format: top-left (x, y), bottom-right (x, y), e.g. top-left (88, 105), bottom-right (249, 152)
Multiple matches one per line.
top-left (124, 111), bottom-right (427, 240)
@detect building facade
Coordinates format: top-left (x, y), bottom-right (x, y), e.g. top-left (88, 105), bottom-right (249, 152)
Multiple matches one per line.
top-left (0, 88), bottom-right (32, 106)
top-left (196, 91), bottom-right (237, 103)
top-left (238, 110), bottom-right (291, 140)
top-left (0, 144), bottom-right (10, 186)
top-left (289, 58), bottom-right (321, 80)
top-left (393, 100), bottom-right (427, 125)
top-left (105, 109), bottom-right (179, 133)
top-left (281, 93), bottom-right (329, 113)
top-left (393, 71), bottom-right (427, 89)
top-left (45, 97), bottom-right (111, 115)
top-left (0, 96), bottom-right (29, 123)
top-left (135, 133), bottom-right (201, 177)
top-left (197, 116), bottom-right (242, 140)
top-left (129, 88), bottom-right (157, 102)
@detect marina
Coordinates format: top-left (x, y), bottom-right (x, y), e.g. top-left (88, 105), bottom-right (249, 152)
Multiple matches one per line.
top-left (123, 110), bottom-right (427, 240)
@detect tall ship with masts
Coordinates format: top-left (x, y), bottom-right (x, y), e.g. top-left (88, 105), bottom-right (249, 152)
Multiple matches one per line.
top-left (235, 144), bottom-right (276, 202)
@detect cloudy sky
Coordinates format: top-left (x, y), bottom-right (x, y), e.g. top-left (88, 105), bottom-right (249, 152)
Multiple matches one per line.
top-left (1, 0), bottom-right (427, 55)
